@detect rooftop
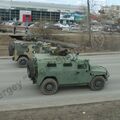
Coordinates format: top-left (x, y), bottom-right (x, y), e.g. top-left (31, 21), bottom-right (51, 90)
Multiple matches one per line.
top-left (0, 0), bottom-right (86, 12)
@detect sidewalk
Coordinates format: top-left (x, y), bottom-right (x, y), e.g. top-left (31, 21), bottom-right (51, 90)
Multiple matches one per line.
top-left (80, 51), bottom-right (120, 56)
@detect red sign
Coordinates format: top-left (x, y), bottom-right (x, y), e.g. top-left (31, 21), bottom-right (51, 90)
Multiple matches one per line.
top-left (22, 15), bottom-right (32, 22)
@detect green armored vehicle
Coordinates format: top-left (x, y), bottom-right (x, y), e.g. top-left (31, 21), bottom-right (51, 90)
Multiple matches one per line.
top-left (27, 54), bottom-right (109, 95)
top-left (8, 40), bottom-right (52, 67)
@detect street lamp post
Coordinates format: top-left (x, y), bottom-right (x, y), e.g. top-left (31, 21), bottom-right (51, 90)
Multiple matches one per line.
top-left (87, 0), bottom-right (92, 47)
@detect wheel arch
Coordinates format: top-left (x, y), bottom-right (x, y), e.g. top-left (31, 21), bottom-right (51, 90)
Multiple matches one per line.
top-left (101, 75), bottom-right (107, 80)
top-left (93, 75), bottom-right (107, 81)
top-left (17, 55), bottom-right (29, 61)
top-left (40, 76), bottom-right (59, 86)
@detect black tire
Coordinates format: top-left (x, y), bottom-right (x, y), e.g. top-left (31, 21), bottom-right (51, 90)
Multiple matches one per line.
top-left (8, 42), bottom-right (15, 56)
top-left (18, 56), bottom-right (28, 67)
top-left (40, 78), bottom-right (58, 95)
top-left (90, 76), bottom-right (105, 91)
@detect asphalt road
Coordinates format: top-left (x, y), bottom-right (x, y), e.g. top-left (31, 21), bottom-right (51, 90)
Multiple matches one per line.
top-left (0, 54), bottom-right (120, 111)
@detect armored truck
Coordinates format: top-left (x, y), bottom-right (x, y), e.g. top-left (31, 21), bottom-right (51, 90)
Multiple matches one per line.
top-left (27, 54), bottom-right (109, 95)
top-left (8, 40), bottom-right (52, 67)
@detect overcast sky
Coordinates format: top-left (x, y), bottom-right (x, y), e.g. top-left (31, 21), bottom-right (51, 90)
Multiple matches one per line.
top-left (10, 0), bottom-right (120, 5)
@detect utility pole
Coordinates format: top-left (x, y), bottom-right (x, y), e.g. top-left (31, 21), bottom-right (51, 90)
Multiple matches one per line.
top-left (87, 0), bottom-right (92, 47)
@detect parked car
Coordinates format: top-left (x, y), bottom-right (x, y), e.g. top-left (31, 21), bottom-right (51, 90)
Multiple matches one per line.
top-left (46, 24), bottom-right (62, 30)
top-left (103, 24), bottom-right (120, 32)
top-left (5, 20), bottom-right (14, 26)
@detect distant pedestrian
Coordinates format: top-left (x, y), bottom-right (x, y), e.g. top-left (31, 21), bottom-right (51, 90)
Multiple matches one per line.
top-left (13, 25), bottom-right (16, 34)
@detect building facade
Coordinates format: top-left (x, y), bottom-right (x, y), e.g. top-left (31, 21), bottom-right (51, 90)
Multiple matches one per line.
top-left (0, 0), bottom-right (86, 23)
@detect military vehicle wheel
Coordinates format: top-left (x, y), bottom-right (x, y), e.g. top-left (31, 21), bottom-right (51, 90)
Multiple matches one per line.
top-left (90, 76), bottom-right (105, 91)
top-left (18, 56), bottom-right (28, 67)
top-left (40, 78), bottom-right (58, 95)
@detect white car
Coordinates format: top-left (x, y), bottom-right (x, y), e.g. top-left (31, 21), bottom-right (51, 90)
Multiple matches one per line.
top-left (70, 25), bottom-right (80, 30)
top-left (54, 23), bottom-right (70, 31)
top-left (5, 21), bottom-right (14, 26)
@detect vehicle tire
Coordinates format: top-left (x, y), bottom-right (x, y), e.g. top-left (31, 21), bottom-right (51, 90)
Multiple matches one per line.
top-left (40, 78), bottom-right (58, 95)
top-left (8, 42), bottom-right (15, 56)
top-left (90, 76), bottom-right (105, 91)
top-left (18, 56), bottom-right (28, 67)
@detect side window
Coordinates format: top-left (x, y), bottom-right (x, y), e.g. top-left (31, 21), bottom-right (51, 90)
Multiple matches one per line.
top-left (78, 64), bottom-right (87, 69)
top-left (63, 63), bottom-right (72, 67)
top-left (47, 63), bottom-right (57, 67)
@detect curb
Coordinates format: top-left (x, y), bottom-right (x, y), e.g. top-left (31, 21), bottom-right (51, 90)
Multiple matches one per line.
top-left (0, 52), bottom-right (120, 59)
top-left (80, 51), bottom-right (120, 56)
top-left (0, 56), bottom-right (12, 59)
top-left (0, 99), bottom-right (119, 112)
